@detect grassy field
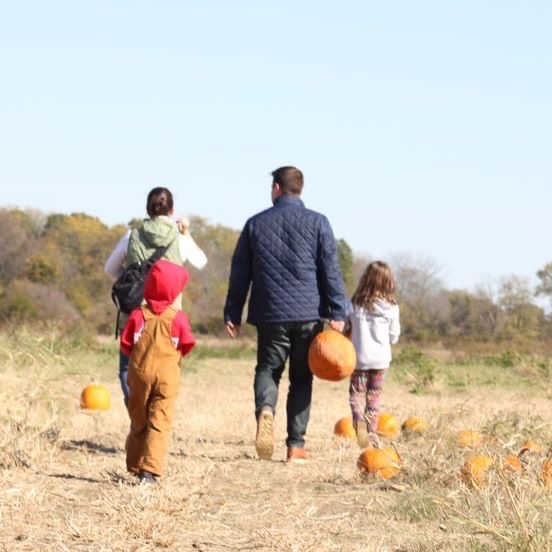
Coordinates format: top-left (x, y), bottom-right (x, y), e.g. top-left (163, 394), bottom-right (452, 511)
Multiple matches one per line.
top-left (0, 328), bottom-right (551, 551)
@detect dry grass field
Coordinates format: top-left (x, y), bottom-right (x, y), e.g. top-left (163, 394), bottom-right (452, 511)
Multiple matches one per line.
top-left (1, 329), bottom-right (551, 551)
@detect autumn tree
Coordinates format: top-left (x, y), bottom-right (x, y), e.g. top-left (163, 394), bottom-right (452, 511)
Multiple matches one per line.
top-left (390, 253), bottom-right (447, 339)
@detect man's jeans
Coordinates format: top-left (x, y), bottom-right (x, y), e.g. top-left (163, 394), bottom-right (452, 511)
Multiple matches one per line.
top-left (254, 320), bottom-right (323, 448)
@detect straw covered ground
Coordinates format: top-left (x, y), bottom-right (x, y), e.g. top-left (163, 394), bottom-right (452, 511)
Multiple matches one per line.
top-left (0, 330), bottom-right (551, 551)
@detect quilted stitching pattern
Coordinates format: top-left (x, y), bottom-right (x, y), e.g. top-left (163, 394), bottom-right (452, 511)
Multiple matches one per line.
top-left (224, 195), bottom-right (346, 324)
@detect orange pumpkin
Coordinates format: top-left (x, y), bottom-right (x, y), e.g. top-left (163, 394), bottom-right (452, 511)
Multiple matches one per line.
top-left (80, 384), bottom-right (111, 411)
top-left (456, 430), bottom-right (483, 449)
top-left (377, 413), bottom-right (400, 438)
top-left (334, 416), bottom-right (356, 439)
top-left (502, 454), bottom-right (522, 474)
top-left (308, 329), bottom-right (356, 381)
top-left (357, 447), bottom-right (401, 480)
top-left (401, 416), bottom-right (427, 434)
top-left (461, 455), bottom-right (494, 488)
top-left (519, 439), bottom-right (542, 455)
top-left (543, 458), bottom-right (552, 490)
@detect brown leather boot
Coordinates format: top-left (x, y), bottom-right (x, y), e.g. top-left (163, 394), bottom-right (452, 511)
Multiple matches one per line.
top-left (286, 447), bottom-right (309, 464)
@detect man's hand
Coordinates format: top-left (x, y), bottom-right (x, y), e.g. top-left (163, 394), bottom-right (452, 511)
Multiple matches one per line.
top-left (329, 320), bottom-right (345, 333)
top-left (225, 321), bottom-right (241, 338)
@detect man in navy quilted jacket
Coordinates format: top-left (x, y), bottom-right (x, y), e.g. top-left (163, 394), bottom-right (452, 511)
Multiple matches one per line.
top-left (224, 166), bottom-right (347, 463)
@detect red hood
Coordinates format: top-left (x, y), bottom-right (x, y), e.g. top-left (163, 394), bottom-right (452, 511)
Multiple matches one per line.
top-left (144, 259), bottom-right (189, 314)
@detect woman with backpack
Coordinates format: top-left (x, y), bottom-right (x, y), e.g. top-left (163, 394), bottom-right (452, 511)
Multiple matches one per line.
top-left (104, 187), bottom-right (207, 408)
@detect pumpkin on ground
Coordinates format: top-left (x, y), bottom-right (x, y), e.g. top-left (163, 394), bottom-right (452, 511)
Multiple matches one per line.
top-left (308, 329), bottom-right (356, 382)
top-left (543, 458), bottom-right (552, 490)
top-left (80, 384), bottom-right (111, 411)
top-left (456, 430), bottom-right (483, 449)
top-left (334, 416), bottom-right (356, 439)
top-left (519, 439), bottom-right (542, 455)
top-left (502, 454), bottom-right (522, 474)
top-left (357, 447), bottom-right (401, 480)
top-left (401, 416), bottom-right (427, 434)
top-left (461, 455), bottom-right (494, 488)
top-left (377, 413), bottom-right (400, 438)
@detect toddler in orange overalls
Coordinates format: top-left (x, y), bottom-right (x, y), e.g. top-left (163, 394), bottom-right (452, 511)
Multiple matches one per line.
top-left (120, 259), bottom-right (195, 483)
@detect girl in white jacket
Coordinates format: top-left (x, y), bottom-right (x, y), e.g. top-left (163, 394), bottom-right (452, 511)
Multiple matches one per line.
top-left (346, 261), bottom-right (400, 448)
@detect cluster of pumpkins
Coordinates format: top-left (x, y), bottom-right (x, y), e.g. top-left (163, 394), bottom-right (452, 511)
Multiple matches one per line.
top-left (334, 413), bottom-right (421, 480)
top-left (455, 430), bottom-right (552, 490)
top-left (333, 414), bottom-right (552, 490)
top-left (309, 329), bottom-right (552, 490)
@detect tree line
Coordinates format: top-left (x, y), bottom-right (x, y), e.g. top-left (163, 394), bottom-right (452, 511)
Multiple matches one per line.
top-left (0, 207), bottom-right (550, 345)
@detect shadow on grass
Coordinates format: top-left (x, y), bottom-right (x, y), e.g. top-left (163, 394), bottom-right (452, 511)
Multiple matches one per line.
top-left (60, 439), bottom-right (122, 455)
top-left (47, 472), bottom-right (103, 484)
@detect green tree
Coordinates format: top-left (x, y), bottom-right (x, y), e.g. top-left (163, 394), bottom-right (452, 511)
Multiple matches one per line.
top-left (536, 262), bottom-right (552, 306)
top-left (498, 275), bottom-right (544, 339)
top-left (336, 238), bottom-right (354, 294)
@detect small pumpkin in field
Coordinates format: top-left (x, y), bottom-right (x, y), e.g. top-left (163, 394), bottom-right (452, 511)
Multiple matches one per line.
top-left (401, 416), bottom-right (427, 434)
top-left (519, 439), bottom-right (542, 455)
top-left (357, 447), bottom-right (401, 480)
top-left (308, 329), bottom-right (356, 382)
top-left (80, 384), bottom-right (111, 411)
top-left (334, 416), bottom-right (356, 439)
top-left (377, 413), bottom-right (400, 438)
top-left (502, 454), bottom-right (522, 474)
top-left (461, 455), bottom-right (494, 488)
top-left (543, 458), bottom-right (552, 490)
top-left (456, 430), bottom-right (483, 449)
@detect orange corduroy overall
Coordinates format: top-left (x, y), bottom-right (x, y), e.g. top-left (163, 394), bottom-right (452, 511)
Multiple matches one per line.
top-left (126, 306), bottom-right (181, 477)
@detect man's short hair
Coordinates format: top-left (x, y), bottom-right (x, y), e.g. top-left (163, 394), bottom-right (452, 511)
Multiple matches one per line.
top-left (271, 166), bottom-right (304, 195)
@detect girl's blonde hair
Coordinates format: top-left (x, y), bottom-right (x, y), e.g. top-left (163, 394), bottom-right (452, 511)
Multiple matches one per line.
top-left (351, 260), bottom-right (397, 310)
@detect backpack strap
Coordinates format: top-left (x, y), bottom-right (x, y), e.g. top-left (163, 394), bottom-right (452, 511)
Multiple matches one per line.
top-left (113, 233), bottom-right (178, 340)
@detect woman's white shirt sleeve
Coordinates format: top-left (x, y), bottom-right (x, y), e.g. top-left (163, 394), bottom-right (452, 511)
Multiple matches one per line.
top-left (104, 231), bottom-right (130, 279)
top-left (179, 234), bottom-right (208, 270)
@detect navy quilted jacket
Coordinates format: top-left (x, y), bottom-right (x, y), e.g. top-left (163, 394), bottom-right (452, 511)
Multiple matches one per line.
top-left (224, 194), bottom-right (347, 325)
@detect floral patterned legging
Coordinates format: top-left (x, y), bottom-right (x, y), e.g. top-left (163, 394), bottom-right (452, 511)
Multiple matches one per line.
top-left (349, 369), bottom-right (386, 433)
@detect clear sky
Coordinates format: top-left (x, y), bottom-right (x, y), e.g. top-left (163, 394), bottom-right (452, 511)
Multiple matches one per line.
top-left (1, 1), bottom-right (551, 292)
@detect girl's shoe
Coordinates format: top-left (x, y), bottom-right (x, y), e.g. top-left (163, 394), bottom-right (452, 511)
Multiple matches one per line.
top-left (355, 420), bottom-right (370, 448)
top-left (368, 432), bottom-right (381, 449)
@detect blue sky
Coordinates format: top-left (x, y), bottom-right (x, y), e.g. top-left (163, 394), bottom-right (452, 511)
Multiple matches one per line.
top-left (1, 2), bottom-right (551, 291)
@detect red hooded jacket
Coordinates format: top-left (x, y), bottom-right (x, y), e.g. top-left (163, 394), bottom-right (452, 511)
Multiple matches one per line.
top-left (120, 259), bottom-right (196, 357)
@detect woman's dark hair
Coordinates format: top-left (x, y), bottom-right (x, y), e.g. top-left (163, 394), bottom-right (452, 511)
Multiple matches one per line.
top-left (146, 187), bottom-right (174, 218)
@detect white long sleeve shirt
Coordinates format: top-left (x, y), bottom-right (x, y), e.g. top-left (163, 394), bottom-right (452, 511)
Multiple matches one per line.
top-left (346, 298), bottom-right (400, 370)
top-left (104, 229), bottom-right (207, 279)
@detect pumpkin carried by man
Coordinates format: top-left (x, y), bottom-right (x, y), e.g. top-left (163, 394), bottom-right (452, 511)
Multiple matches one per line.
top-left (308, 329), bottom-right (356, 382)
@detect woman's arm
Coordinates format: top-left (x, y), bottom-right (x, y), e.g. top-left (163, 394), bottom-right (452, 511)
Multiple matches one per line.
top-left (176, 217), bottom-right (208, 270)
top-left (178, 233), bottom-right (208, 270)
top-left (104, 231), bottom-right (130, 279)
